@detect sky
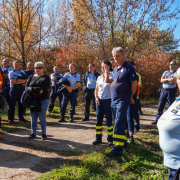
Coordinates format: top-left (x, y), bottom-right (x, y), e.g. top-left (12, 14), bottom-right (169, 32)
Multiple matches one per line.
top-left (159, 0), bottom-right (180, 50)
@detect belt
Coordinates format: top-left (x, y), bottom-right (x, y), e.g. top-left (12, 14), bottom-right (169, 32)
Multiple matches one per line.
top-left (86, 88), bottom-right (95, 91)
top-left (162, 88), bottom-right (176, 91)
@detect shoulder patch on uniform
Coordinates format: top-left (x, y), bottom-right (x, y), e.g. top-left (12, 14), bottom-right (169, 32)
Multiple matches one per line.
top-left (171, 109), bottom-right (178, 114)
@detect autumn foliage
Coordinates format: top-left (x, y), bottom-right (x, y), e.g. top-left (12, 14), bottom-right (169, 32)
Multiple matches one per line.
top-left (130, 50), bottom-right (173, 98)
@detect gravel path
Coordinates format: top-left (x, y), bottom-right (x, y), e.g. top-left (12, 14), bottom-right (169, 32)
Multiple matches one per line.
top-left (0, 105), bottom-right (158, 180)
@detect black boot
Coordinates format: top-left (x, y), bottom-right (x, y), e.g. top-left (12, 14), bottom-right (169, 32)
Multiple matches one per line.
top-left (69, 114), bottom-right (74, 122)
top-left (58, 115), bottom-right (65, 122)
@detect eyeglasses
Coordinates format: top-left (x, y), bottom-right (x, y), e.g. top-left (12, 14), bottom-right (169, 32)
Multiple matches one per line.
top-left (169, 64), bottom-right (175, 65)
top-left (35, 67), bottom-right (43, 69)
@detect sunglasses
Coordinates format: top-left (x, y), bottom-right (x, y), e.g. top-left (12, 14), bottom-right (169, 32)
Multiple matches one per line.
top-left (35, 67), bottom-right (43, 69)
top-left (169, 64), bottom-right (175, 65)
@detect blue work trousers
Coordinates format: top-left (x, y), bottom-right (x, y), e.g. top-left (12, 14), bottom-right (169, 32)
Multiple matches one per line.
top-left (2, 82), bottom-right (10, 104)
top-left (84, 89), bottom-right (96, 118)
top-left (30, 99), bottom-right (49, 135)
top-left (127, 103), bottom-right (136, 135)
top-left (111, 101), bottom-right (129, 155)
top-left (60, 92), bottom-right (77, 116)
top-left (8, 86), bottom-right (24, 121)
top-left (134, 99), bottom-right (140, 129)
top-left (156, 89), bottom-right (176, 121)
top-left (48, 86), bottom-right (63, 113)
top-left (95, 98), bottom-right (113, 142)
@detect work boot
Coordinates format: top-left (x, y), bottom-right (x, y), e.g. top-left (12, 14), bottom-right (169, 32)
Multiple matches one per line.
top-left (58, 115), bottom-right (65, 122)
top-left (151, 120), bottom-right (157, 125)
top-left (81, 117), bottom-right (89, 121)
top-left (69, 114), bottom-right (74, 122)
top-left (92, 140), bottom-right (102, 145)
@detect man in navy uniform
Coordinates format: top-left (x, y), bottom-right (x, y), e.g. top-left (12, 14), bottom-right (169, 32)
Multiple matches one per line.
top-left (59, 63), bottom-right (81, 122)
top-left (24, 62), bottom-right (34, 78)
top-left (8, 61), bottom-right (28, 123)
top-left (1, 58), bottom-right (13, 107)
top-left (151, 60), bottom-right (177, 125)
top-left (104, 47), bottom-right (137, 157)
top-left (82, 63), bottom-right (100, 121)
top-left (48, 66), bottom-right (63, 113)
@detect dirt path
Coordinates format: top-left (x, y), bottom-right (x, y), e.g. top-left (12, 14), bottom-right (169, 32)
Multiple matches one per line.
top-left (0, 105), bottom-right (158, 180)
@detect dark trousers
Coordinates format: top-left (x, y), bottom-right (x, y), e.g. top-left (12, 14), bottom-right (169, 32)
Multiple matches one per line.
top-left (60, 92), bottom-right (77, 116)
top-left (156, 89), bottom-right (176, 121)
top-left (8, 86), bottom-right (24, 121)
top-left (126, 103), bottom-right (136, 134)
top-left (48, 86), bottom-right (63, 113)
top-left (95, 99), bottom-right (113, 142)
top-left (168, 168), bottom-right (179, 180)
top-left (84, 89), bottom-right (96, 119)
top-left (111, 101), bottom-right (129, 155)
top-left (134, 99), bottom-right (140, 129)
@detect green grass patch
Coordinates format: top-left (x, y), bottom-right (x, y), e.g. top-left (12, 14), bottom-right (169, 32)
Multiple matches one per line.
top-left (38, 127), bottom-right (168, 180)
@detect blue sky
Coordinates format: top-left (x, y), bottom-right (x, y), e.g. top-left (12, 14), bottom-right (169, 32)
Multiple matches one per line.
top-left (160, 0), bottom-right (180, 50)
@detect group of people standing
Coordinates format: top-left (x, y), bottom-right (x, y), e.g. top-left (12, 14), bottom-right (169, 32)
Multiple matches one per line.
top-left (0, 46), bottom-right (142, 158)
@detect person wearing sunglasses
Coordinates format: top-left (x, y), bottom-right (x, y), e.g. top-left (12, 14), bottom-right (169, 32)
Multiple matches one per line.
top-left (25, 62), bottom-right (50, 140)
top-left (152, 61), bottom-right (177, 125)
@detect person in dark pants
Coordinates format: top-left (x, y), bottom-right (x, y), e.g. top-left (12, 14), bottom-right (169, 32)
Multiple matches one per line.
top-left (82, 63), bottom-right (100, 121)
top-left (8, 61), bottom-right (28, 124)
top-left (104, 47), bottom-right (137, 157)
top-left (48, 66), bottom-right (63, 114)
top-left (92, 60), bottom-right (113, 146)
top-left (0, 67), bottom-right (5, 138)
top-left (59, 63), bottom-right (81, 122)
top-left (158, 67), bottom-right (180, 180)
top-left (1, 59), bottom-right (13, 111)
top-left (152, 61), bottom-right (177, 125)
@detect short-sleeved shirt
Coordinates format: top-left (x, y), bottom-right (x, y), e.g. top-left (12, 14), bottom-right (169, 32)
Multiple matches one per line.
top-left (111, 61), bottom-right (137, 103)
top-left (162, 70), bottom-right (176, 89)
top-left (50, 73), bottom-right (63, 86)
top-left (64, 72), bottom-right (81, 90)
top-left (158, 97), bottom-right (180, 169)
top-left (97, 74), bottom-right (111, 99)
top-left (9, 69), bottom-right (26, 88)
top-left (87, 72), bottom-right (97, 89)
top-left (1, 66), bottom-right (13, 86)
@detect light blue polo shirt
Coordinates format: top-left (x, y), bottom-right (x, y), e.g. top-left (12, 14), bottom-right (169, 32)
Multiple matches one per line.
top-left (87, 73), bottom-right (97, 89)
top-left (162, 70), bottom-right (176, 89)
top-left (64, 72), bottom-right (81, 90)
top-left (158, 97), bottom-right (180, 169)
top-left (9, 69), bottom-right (26, 88)
top-left (50, 73), bottom-right (63, 86)
top-left (1, 66), bottom-right (13, 85)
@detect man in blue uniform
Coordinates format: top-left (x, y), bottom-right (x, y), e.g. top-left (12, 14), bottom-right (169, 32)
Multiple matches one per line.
top-left (152, 61), bottom-right (177, 125)
top-left (59, 63), bottom-right (81, 122)
top-left (104, 47), bottom-right (137, 157)
top-left (8, 61), bottom-right (28, 123)
top-left (24, 62), bottom-right (34, 78)
top-left (1, 58), bottom-right (13, 107)
top-left (82, 63), bottom-right (100, 121)
top-left (48, 66), bottom-right (63, 114)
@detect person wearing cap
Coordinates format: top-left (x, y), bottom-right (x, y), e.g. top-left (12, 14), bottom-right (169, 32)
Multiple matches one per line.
top-left (158, 67), bottom-right (180, 180)
top-left (104, 47), bottom-right (137, 157)
top-left (59, 63), bottom-right (81, 122)
top-left (48, 66), bottom-right (63, 113)
top-left (152, 61), bottom-right (177, 125)
top-left (1, 59), bottom-right (13, 109)
top-left (82, 63), bottom-right (100, 121)
top-left (8, 61), bottom-right (28, 124)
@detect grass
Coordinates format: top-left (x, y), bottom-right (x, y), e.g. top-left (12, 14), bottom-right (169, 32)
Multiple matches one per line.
top-left (38, 126), bottom-right (167, 180)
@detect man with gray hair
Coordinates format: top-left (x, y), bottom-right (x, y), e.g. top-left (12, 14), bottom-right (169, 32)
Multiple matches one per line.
top-left (104, 47), bottom-right (137, 157)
